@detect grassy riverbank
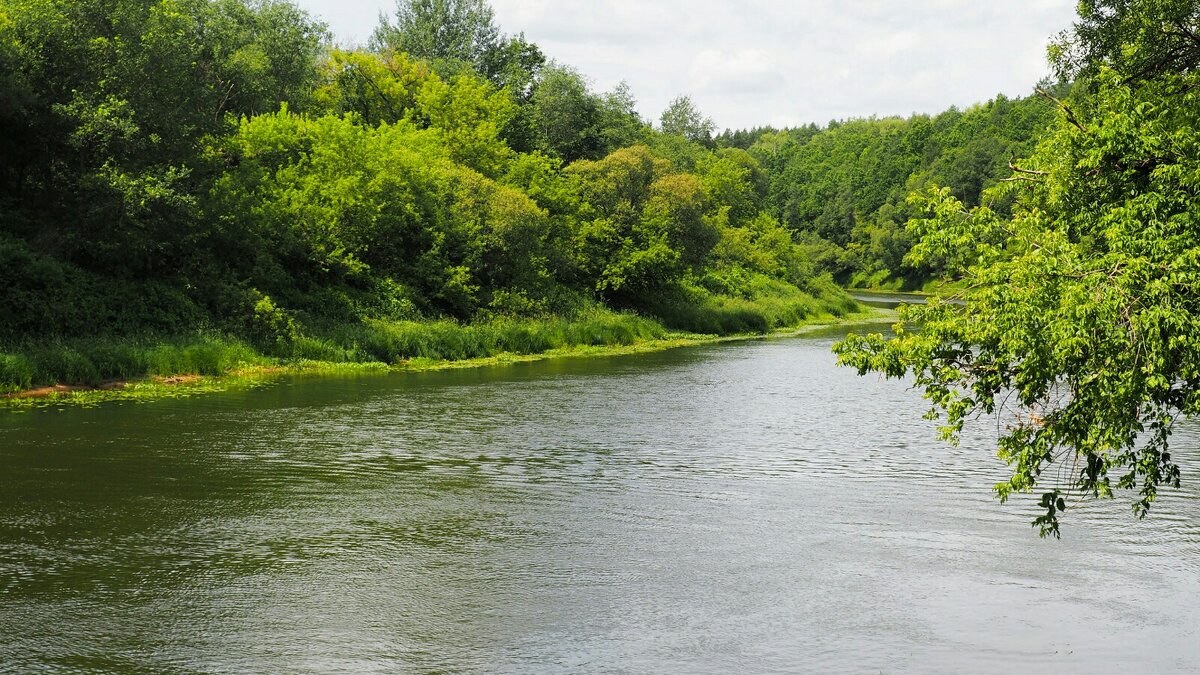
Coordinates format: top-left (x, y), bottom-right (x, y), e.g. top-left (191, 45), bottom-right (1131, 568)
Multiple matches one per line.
top-left (1, 300), bottom-right (879, 408)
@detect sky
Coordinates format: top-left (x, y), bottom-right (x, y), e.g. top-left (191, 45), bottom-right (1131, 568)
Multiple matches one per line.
top-left (290, 0), bottom-right (1079, 131)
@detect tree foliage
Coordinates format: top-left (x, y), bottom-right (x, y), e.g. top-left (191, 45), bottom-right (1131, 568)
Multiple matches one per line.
top-left (660, 95), bottom-right (715, 146)
top-left (0, 0), bottom-right (850, 351)
top-left (1051, 0), bottom-right (1200, 82)
top-left (370, 0), bottom-right (545, 101)
top-left (371, 0), bottom-right (499, 66)
top-left (738, 95), bottom-right (1057, 288)
top-left (836, 0), bottom-right (1200, 535)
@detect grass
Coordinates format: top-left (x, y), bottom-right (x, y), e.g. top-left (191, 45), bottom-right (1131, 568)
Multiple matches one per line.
top-left (322, 309), bottom-right (667, 364)
top-left (0, 334), bottom-right (267, 394)
top-left (646, 275), bottom-right (859, 335)
top-left (0, 310), bottom-right (669, 397)
top-left (0, 299), bottom-right (881, 408)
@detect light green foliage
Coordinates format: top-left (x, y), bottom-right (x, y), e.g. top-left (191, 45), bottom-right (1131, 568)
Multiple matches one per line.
top-left (316, 50), bottom-right (430, 125)
top-left (710, 213), bottom-right (814, 287)
top-left (417, 72), bottom-right (516, 176)
top-left (644, 173), bottom-right (716, 270)
top-left (836, 4), bottom-right (1200, 535)
top-left (564, 145), bottom-right (678, 300)
top-left (697, 148), bottom-right (769, 227)
top-left (249, 293), bottom-right (299, 352)
top-left (0, 335), bottom-right (264, 393)
top-left (0, 0), bottom-right (853, 395)
top-left (213, 107), bottom-right (540, 318)
top-left (660, 95), bottom-right (715, 146)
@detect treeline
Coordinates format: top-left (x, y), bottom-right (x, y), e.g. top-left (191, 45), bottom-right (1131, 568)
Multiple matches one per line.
top-left (0, 0), bottom-right (1067, 390)
top-left (717, 91), bottom-right (1059, 288)
top-left (0, 0), bottom-right (860, 389)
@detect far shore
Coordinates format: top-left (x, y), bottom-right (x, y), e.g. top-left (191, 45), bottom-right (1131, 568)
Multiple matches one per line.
top-left (1, 309), bottom-right (893, 409)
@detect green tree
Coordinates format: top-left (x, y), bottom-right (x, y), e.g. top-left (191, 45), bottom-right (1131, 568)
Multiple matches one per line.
top-left (596, 81), bottom-right (646, 151)
top-left (836, 1), bottom-right (1200, 536)
top-left (660, 95), bottom-right (714, 146)
top-left (1051, 0), bottom-right (1200, 82)
top-left (370, 0), bottom-right (544, 96)
top-left (371, 0), bottom-right (499, 66)
top-left (530, 64), bottom-right (603, 162)
top-left (0, 0), bottom-right (327, 276)
top-left (315, 49), bottom-right (429, 125)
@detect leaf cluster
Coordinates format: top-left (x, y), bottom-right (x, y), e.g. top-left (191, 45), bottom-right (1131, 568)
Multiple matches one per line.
top-left (836, 20), bottom-right (1200, 534)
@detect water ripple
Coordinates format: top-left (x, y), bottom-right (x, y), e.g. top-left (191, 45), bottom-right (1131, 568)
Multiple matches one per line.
top-left (1, 336), bottom-right (1198, 672)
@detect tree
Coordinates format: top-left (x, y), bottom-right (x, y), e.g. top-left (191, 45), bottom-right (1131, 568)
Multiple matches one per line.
top-left (371, 0), bottom-right (499, 66)
top-left (0, 0), bottom-right (329, 275)
top-left (1050, 0), bottom-right (1200, 83)
top-left (315, 49), bottom-right (430, 125)
top-left (370, 0), bottom-right (544, 94)
top-left (530, 64), bottom-right (603, 163)
top-left (835, 1), bottom-right (1200, 536)
top-left (596, 81), bottom-right (645, 151)
top-left (660, 95), bottom-right (714, 146)
top-left (478, 32), bottom-right (544, 100)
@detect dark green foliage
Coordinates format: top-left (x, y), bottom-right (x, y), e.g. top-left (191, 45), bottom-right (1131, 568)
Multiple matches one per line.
top-left (1051, 0), bottom-right (1200, 83)
top-left (0, 233), bottom-right (204, 340)
top-left (714, 126), bottom-right (778, 150)
top-left (528, 65), bottom-right (645, 162)
top-left (0, 0), bottom-right (328, 280)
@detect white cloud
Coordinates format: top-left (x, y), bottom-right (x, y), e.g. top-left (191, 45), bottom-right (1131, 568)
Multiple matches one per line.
top-left (293, 0), bottom-right (1079, 130)
top-left (689, 49), bottom-right (781, 96)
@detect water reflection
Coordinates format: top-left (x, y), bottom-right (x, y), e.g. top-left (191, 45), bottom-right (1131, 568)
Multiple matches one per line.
top-left (1, 335), bottom-right (1198, 672)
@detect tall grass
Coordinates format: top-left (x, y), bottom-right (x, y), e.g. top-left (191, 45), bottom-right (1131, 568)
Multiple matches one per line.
top-left (301, 309), bottom-right (666, 364)
top-left (0, 335), bottom-right (265, 394)
top-left (646, 275), bottom-right (858, 335)
top-left (0, 310), bottom-right (667, 393)
top-left (0, 285), bottom-right (859, 394)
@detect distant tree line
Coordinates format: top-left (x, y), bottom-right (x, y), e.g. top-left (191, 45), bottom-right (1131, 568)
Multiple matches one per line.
top-left (715, 92), bottom-right (1060, 288)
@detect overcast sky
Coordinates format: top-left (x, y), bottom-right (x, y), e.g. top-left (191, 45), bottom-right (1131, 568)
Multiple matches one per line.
top-left (291, 0), bottom-right (1079, 131)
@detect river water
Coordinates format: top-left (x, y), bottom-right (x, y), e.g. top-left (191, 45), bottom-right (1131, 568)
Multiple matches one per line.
top-left (1, 324), bottom-right (1198, 673)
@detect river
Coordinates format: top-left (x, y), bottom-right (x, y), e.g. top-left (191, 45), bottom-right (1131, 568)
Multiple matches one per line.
top-left (1, 323), bottom-right (1198, 673)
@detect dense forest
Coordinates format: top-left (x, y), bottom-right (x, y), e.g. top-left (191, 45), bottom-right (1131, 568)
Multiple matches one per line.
top-left (0, 0), bottom-right (1057, 391)
top-left (727, 91), bottom-right (1058, 287)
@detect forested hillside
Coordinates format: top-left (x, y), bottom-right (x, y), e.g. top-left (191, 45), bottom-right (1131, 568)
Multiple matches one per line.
top-left (720, 91), bottom-right (1059, 288)
top-left (0, 0), bottom-right (1058, 391)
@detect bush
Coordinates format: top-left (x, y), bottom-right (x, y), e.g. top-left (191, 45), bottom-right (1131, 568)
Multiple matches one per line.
top-left (641, 274), bottom-right (856, 335)
top-left (0, 354), bottom-right (35, 393)
top-left (247, 293), bottom-right (300, 354)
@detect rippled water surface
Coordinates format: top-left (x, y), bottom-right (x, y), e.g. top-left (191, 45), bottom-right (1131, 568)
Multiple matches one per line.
top-left (2, 326), bottom-right (1198, 673)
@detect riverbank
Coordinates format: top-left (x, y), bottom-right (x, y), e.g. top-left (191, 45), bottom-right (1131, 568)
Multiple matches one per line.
top-left (0, 307), bottom-right (890, 409)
